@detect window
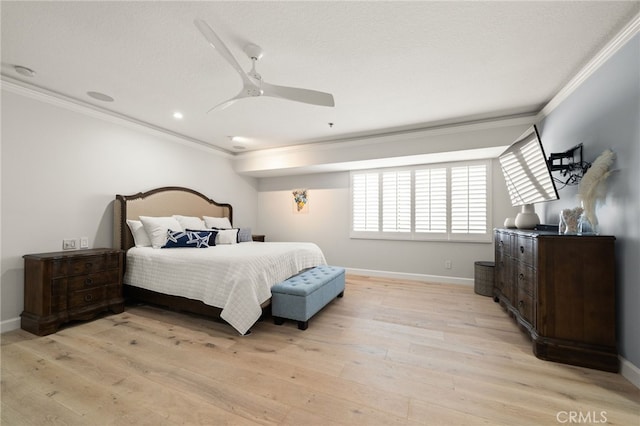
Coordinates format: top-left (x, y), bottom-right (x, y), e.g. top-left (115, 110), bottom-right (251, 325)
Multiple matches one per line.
top-left (350, 160), bottom-right (491, 242)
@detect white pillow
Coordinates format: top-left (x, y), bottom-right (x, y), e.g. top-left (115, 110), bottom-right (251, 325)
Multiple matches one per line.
top-left (216, 229), bottom-right (238, 245)
top-left (126, 220), bottom-right (152, 247)
top-left (139, 216), bottom-right (183, 249)
top-left (204, 216), bottom-right (232, 230)
top-left (173, 215), bottom-right (205, 230)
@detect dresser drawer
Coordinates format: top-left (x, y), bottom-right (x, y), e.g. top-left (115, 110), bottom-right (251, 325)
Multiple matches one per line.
top-left (515, 235), bottom-right (534, 265)
top-left (517, 263), bottom-right (535, 296)
top-left (496, 232), bottom-right (513, 255)
top-left (52, 253), bottom-right (120, 277)
top-left (517, 291), bottom-right (534, 326)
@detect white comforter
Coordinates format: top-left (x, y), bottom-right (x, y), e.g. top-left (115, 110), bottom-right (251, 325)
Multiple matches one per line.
top-left (124, 242), bottom-right (327, 335)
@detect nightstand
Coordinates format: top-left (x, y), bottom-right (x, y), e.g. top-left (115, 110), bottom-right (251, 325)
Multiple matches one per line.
top-left (252, 234), bottom-right (266, 242)
top-left (21, 248), bottom-right (124, 336)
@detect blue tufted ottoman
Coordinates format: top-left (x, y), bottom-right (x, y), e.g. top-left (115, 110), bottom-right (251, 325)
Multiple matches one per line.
top-left (271, 265), bottom-right (345, 330)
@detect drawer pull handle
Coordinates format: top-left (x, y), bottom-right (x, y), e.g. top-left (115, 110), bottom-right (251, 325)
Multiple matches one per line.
top-left (518, 300), bottom-right (524, 308)
top-left (85, 278), bottom-right (93, 286)
top-left (499, 241), bottom-right (504, 247)
top-left (519, 273), bottom-right (524, 280)
top-left (84, 294), bottom-right (93, 302)
top-left (85, 262), bottom-right (92, 269)
top-left (520, 246), bottom-right (525, 254)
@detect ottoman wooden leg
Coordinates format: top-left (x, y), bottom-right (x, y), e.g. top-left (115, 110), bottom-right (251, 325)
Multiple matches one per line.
top-left (297, 321), bottom-right (308, 330)
top-left (274, 317), bottom-right (284, 325)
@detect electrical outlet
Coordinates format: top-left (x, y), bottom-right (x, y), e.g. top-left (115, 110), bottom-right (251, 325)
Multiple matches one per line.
top-left (445, 260), bottom-right (452, 269)
top-left (63, 239), bottom-right (77, 250)
top-left (80, 237), bottom-right (89, 249)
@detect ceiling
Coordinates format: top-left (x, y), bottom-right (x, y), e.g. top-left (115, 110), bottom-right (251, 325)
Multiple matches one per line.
top-left (2, 1), bottom-right (638, 155)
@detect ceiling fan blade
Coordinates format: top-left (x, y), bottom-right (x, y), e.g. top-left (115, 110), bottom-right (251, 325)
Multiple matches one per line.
top-left (194, 19), bottom-right (253, 86)
top-left (207, 87), bottom-right (252, 112)
top-left (262, 82), bottom-right (335, 107)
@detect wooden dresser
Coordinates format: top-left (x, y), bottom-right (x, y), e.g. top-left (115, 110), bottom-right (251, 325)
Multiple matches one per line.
top-left (21, 248), bottom-right (124, 336)
top-left (494, 229), bottom-right (618, 372)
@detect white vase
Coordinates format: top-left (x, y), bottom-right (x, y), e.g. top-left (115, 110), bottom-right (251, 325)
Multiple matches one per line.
top-left (504, 217), bottom-right (516, 228)
top-left (515, 204), bottom-right (540, 229)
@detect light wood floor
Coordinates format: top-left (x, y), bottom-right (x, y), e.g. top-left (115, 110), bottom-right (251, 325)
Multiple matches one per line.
top-left (2, 275), bottom-right (639, 425)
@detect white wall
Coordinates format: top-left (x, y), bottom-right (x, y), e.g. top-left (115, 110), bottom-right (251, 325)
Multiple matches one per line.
top-left (257, 135), bottom-right (519, 282)
top-left (0, 88), bottom-right (258, 330)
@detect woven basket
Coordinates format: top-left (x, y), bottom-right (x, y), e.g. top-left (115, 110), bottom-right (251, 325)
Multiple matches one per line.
top-left (474, 261), bottom-right (495, 297)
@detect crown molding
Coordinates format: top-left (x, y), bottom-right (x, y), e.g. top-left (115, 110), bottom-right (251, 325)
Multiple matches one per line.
top-left (235, 113), bottom-right (536, 160)
top-left (537, 13), bottom-right (640, 121)
top-left (0, 76), bottom-right (233, 158)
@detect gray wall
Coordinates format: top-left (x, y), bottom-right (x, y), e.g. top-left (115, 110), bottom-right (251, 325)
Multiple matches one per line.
top-left (537, 34), bottom-right (639, 368)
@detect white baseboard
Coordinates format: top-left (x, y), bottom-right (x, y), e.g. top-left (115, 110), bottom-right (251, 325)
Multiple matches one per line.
top-left (620, 356), bottom-right (640, 389)
top-left (345, 268), bottom-right (473, 286)
top-left (1, 317), bottom-right (21, 334)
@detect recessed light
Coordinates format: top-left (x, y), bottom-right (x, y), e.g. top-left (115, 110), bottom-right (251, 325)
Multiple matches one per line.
top-left (14, 65), bottom-right (36, 77)
top-left (231, 136), bottom-right (251, 144)
top-left (87, 91), bottom-right (114, 102)
top-left (173, 112), bottom-right (183, 120)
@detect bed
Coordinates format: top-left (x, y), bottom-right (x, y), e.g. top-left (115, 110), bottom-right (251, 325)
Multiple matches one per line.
top-left (114, 186), bottom-right (326, 334)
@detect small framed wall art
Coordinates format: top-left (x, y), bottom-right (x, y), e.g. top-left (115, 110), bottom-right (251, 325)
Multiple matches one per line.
top-left (292, 189), bottom-right (309, 214)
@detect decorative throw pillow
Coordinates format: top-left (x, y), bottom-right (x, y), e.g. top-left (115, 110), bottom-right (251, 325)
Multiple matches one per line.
top-left (173, 215), bottom-right (205, 230)
top-left (215, 228), bottom-right (239, 245)
top-left (237, 227), bottom-right (252, 242)
top-left (185, 229), bottom-right (220, 247)
top-left (162, 229), bottom-right (217, 248)
top-left (139, 216), bottom-right (184, 249)
top-left (126, 219), bottom-right (152, 247)
top-left (203, 216), bottom-right (232, 230)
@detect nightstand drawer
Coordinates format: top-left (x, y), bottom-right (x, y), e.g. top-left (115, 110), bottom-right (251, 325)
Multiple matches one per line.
top-left (64, 270), bottom-right (120, 292)
top-left (52, 253), bottom-right (120, 277)
top-left (68, 287), bottom-right (107, 309)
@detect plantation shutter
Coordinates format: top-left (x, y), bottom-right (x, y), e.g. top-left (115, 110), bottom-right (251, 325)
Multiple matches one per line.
top-left (352, 172), bottom-right (379, 231)
top-left (351, 160), bottom-right (490, 242)
top-left (415, 168), bottom-right (447, 233)
top-left (451, 164), bottom-right (487, 234)
top-left (382, 170), bottom-right (411, 232)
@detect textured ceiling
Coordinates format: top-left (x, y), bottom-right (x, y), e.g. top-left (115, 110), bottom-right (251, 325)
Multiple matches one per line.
top-left (1, 1), bottom-right (638, 154)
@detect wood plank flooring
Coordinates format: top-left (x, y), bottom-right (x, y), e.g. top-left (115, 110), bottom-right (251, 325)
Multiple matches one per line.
top-left (2, 275), bottom-right (639, 425)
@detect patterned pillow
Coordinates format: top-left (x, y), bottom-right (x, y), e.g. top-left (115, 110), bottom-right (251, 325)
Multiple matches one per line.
top-left (161, 229), bottom-right (217, 248)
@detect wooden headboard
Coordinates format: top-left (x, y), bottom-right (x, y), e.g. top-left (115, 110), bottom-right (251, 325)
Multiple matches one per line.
top-left (114, 186), bottom-right (233, 251)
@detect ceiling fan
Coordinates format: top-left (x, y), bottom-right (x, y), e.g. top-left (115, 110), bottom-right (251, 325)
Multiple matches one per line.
top-left (194, 19), bottom-right (335, 111)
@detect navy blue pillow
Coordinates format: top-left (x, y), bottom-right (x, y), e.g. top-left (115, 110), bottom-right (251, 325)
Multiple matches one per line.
top-left (186, 229), bottom-right (221, 246)
top-left (162, 229), bottom-right (217, 248)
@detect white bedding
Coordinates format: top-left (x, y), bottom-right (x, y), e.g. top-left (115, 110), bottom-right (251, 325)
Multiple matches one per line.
top-left (124, 242), bottom-right (327, 334)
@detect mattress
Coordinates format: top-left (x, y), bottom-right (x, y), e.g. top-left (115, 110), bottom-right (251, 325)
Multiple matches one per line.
top-left (124, 242), bottom-right (327, 334)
